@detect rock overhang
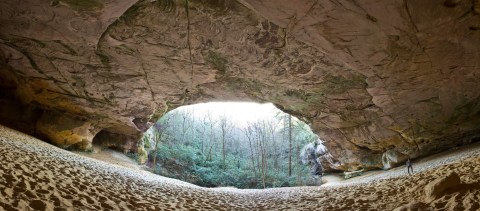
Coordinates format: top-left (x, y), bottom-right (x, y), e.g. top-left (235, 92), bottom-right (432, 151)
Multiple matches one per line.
top-left (0, 0), bottom-right (479, 170)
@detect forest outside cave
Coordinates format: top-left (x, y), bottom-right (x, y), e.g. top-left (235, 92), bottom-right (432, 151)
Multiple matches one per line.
top-left (140, 102), bottom-right (329, 189)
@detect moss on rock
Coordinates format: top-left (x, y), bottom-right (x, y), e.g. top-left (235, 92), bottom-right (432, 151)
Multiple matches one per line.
top-left (205, 50), bottom-right (228, 73)
top-left (321, 74), bottom-right (367, 94)
top-left (137, 139), bottom-right (148, 164)
top-left (62, 0), bottom-right (103, 11)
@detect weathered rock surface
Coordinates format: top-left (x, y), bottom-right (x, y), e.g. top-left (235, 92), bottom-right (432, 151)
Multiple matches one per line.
top-left (92, 129), bottom-right (140, 153)
top-left (36, 110), bottom-right (98, 150)
top-left (1, 0), bottom-right (480, 170)
top-left (382, 149), bottom-right (409, 169)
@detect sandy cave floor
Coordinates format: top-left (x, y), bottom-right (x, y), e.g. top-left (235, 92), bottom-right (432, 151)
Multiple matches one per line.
top-left (1, 125), bottom-right (480, 210)
top-left (73, 148), bottom-right (143, 171)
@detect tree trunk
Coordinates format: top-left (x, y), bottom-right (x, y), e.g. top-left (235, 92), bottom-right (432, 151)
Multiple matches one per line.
top-left (259, 132), bottom-right (266, 189)
top-left (207, 143), bottom-right (215, 162)
top-left (245, 128), bottom-right (257, 178)
top-left (152, 141), bottom-right (158, 171)
top-left (288, 114), bottom-right (292, 177)
top-left (222, 126), bottom-right (226, 168)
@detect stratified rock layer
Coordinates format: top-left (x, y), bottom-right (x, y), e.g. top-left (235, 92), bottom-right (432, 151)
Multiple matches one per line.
top-left (1, 0), bottom-right (480, 170)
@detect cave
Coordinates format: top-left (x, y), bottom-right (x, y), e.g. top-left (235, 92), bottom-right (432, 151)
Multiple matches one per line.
top-left (1, 0), bottom-right (480, 209)
top-left (0, 0), bottom-right (479, 172)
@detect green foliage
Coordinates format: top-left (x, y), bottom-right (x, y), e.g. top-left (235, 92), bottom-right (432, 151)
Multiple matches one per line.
top-left (137, 139), bottom-right (148, 164)
top-left (158, 144), bottom-right (198, 166)
top-left (205, 50), bottom-right (228, 72)
top-left (151, 144), bottom-right (311, 189)
top-left (152, 144), bottom-right (291, 188)
top-left (126, 152), bottom-right (138, 161)
top-left (143, 134), bottom-right (151, 149)
top-left (142, 105), bottom-right (318, 189)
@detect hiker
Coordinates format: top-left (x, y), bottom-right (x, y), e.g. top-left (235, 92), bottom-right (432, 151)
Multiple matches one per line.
top-left (406, 158), bottom-right (413, 175)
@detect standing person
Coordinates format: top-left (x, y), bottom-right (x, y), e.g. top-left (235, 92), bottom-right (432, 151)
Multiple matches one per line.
top-left (406, 158), bottom-right (413, 175)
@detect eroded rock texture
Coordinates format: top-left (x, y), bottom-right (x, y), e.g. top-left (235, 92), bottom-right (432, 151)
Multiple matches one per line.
top-left (1, 0), bottom-right (479, 170)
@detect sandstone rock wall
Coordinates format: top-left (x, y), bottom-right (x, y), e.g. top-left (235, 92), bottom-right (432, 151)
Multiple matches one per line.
top-left (1, 0), bottom-right (479, 170)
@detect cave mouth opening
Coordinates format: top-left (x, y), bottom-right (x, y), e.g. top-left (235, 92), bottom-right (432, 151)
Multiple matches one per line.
top-left (141, 102), bottom-right (327, 189)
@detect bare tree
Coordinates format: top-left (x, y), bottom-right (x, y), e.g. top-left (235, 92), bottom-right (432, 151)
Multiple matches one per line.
top-left (219, 115), bottom-right (232, 168)
top-left (179, 109), bottom-right (194, 145)
top-left (252, 121), bottom-right (267, 188)
top-left (244, 125), bottom-right (257, 179)
top-left (205, 111), bottom-right (217, 161)
top-left (199, 115), bottom-right (209, 154)
top-left (288, 114), bottom-right (292, 176)
top-left (265, 119), bottom-right (279, 171)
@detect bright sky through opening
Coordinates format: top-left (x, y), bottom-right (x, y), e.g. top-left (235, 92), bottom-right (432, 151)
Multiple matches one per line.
top-left (176, 102), bottom-right (282, 126)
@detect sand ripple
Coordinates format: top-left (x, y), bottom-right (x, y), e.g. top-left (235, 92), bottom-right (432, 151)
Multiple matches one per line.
top-left (0, 125), bottom-right (479, 210)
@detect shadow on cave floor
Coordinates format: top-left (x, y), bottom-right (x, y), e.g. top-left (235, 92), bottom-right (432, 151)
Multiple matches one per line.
top-left (74, 147), bottom-right (144, 171)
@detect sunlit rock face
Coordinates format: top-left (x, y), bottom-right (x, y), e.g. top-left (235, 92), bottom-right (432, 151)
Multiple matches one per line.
top-left (1, 0), bottom-right (479, 170)
top-left (35, 110), bottom-right (98, 150)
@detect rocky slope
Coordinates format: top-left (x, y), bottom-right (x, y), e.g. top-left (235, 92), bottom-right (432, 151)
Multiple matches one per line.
top-left (1, 0), bottom-right (480, 170)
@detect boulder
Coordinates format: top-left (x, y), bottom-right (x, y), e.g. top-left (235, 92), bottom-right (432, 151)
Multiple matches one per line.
top-left (382, 150), bottom-right (409, 169)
